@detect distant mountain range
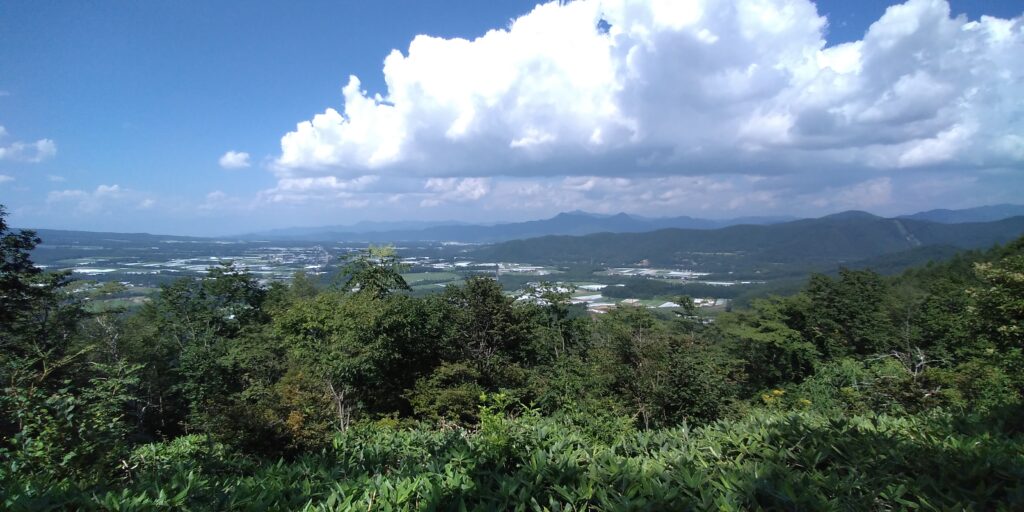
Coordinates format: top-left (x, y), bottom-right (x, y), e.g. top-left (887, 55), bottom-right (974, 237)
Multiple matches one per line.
top-left (235, 205), bottom-right (1024, 243)
top-left (471, 212), bottom-right (1024, 271)
top-left (247, 219), bottom-right (472, 238)
top-left (24, 205), bottom-right (1024, 249)
top-left (31, 229), bottom-right (207, 245)
top-left (898, 204), bottom-right (1024, 224)
top-left (237, 211), bottom-right (798, 243)
top-left (21, 206), bottom-right (1024, 280)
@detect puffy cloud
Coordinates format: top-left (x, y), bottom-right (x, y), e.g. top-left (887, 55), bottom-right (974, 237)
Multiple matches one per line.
top-left (481, 175), bottom-right (773, 215)
top-left (218, 150), bottom-right (251, 169)
top-left (262, 0), bottom-right (1023, 219)
top-left (260, 175), bottom-right (380, 203)
top-left (0, 174), bottom-right (13, 184)
top-left (277, 0), bottom-right (1022, 182)
top-left (0, 125), bottom-right (56, 163)
top-left (421, 177), bottom-right (490, 206)
top-left (95, 184), bottom-right (122, 197)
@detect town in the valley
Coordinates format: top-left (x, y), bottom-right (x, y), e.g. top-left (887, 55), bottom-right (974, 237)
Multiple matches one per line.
top-left (31, 235), bottom-right (742, 315)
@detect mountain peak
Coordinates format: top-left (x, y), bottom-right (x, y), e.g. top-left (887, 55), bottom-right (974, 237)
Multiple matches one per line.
top-left (821, 210), bottom-right (881, 221)
top-left (556, 210), bottom-right (603, 219)
top-left (901, 204), bottom-right (1024, 224)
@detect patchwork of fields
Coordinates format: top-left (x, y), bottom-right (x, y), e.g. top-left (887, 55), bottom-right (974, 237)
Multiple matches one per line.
top-left (32, 233), bottom-right (737, 313)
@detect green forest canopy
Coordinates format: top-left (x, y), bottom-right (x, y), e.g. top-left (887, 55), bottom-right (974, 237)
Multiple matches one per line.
top-left (2, 205), bottom-right (1023, 510)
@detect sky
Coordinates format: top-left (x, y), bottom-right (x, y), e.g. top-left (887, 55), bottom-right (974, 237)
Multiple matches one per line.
top-left (1, 0), bottom-right (1021, 235)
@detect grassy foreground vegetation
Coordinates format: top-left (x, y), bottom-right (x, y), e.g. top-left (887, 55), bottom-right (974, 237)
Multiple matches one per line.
top-left (2, 205), bottom-right (1023, 510)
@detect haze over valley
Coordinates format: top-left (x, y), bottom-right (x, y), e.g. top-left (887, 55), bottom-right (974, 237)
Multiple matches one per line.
top-left (28, 205), bottom-right (1024, 315)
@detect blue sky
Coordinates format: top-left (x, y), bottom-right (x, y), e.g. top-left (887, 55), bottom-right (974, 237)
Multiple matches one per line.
top-left (1, 0), bottom-right (1021, 235)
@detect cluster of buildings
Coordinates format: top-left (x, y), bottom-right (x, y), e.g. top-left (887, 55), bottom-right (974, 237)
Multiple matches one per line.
top-left (603, 267), bottom-right (710, 280)
top-left (514, 281), bottom-right (728, 315)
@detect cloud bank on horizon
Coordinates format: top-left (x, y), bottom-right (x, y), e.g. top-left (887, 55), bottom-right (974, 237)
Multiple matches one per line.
top-left (270, 0), bottom-right (1023, 215)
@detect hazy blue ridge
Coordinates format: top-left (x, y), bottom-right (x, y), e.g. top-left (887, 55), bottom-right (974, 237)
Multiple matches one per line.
top-left (899, 204), bottom-right (1024, 224)
top-left (230, 205), bottom-right (1024, 243)
top-left (472, 214), bottom-right (1024, 266)
top-left (231, 211), bottom-right (797, 243)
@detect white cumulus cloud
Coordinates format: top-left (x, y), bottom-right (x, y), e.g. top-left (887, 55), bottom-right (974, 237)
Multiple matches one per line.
top-left (421, 177), bottom-right (491, 206)
top-left (260, 175), bottom-right (380, 203)
top-left (219, 150), bottom-right (251, 169)
top-left (265, 0), bottom-right (1023, 216)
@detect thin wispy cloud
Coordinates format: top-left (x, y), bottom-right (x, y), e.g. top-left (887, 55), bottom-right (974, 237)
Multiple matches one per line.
top-left (0, 124), bottom-right (56, 163)
top-left (46, 184), bottom-right (155, 214)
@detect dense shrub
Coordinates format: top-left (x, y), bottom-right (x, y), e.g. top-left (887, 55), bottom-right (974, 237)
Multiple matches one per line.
top-left (3, 408), bottom-right (1022, 510)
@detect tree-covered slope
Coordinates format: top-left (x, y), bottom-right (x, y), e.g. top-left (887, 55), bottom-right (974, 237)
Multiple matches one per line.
top-left (474, 213), bottom-right (1024, 266)
top-left (900, 203), bottom-right (1024, 223)
top-left (238, 211), bottom-right (794, 243)
top-left (3, 202), bottom-right (1024, 511)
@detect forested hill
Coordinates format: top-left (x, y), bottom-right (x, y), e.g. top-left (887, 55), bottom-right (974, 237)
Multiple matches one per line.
top-left (900, 203), bottom-right (1024, 223)
top-left (238, 211), bottom-right (794, 243)
top-left (473, 212), bottom-right (1024, 266)
top-left (30, 229), bottom-right (208, 246)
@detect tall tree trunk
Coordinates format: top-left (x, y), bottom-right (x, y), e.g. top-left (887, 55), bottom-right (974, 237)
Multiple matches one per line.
top-left (327, 381), bottom-right (351, 431)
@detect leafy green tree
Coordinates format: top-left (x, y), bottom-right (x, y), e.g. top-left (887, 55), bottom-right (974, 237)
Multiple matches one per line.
top-left (970, 252), bottom-right (1024, 395)
top-left (719, 297), bottom-right (818, 390)
top-left (1, 205), bottom-right (86, 427)
top-left (406, 362), bottom-right (485, 424)
top-left (202, 262), bottom-right (268, 331)
top-left (911, 278), bottom-right (974, 361)
top-left (803, 269), bottom-right (896, 357)
top-left (592, 305), bottom-right (741, 428)
top-left (288, 270), bottom-right (320, 300)
top-left (0, 206), bottom-right (141, 481)
top-left (972, 254), bottom-right (1024, 351)
top-left (120, 263), bottom-right (270, 440)
top-left (522, 281), bottom-right (589, 360)
top-left (592, 306), bottom-right (670, 429)
top-left (438, 276), bottom-right (538, 387)
top-left (337, 245), bottom-right (410, 298)
top-left (0, 205), bottom-right (85, 385)
top-left (657, 337), bottom-right (741, 425)
top-left (260, 270), bottom-right (319, 316)
top-left (0, 205), bottom-right (43, 327)
top-left (401, 277), bottom-right (545, 421)
top-left (275, 292), bottom-right (408, 432)
top-left (4, 360), bottom-right (142, 480)
top-left (672, 295), bottom-right (703, 333)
